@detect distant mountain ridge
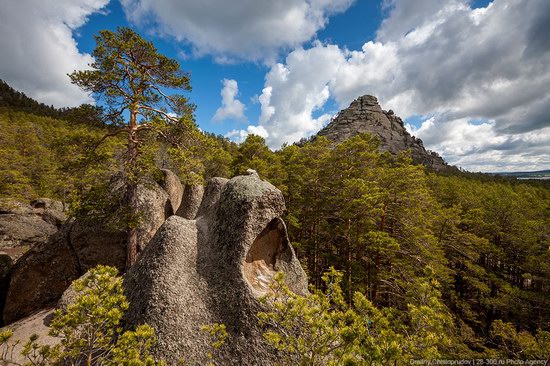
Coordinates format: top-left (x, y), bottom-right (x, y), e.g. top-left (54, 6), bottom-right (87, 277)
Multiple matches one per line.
top-left (494, 169), bottom-right (550, 180)
top-left (0, 79), bottom-right (106, 127)
top-left (316, 95), bottom-right (450, 171)
top-left (0, 79), bottom-right (65, 119)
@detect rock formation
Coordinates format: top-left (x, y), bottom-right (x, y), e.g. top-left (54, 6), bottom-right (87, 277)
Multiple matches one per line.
top-left (160, 169), bottom-right (184, 214)
top-left (31, 198), bottom-right (67, 226)
top-left (0, 171), bottom-right (308, 364)
top-left (2, 224), bottom-right (79, 325)
top-left (3, 175), bottom-right (177, 325)
top-left (124, 171), bottom-right (308, 365)
top-left (0, 198), bottom-right (67, 260)
top-left (316, 95), bottom-right (449, 171)
top-left (176, 184), bottom-right (204, 219)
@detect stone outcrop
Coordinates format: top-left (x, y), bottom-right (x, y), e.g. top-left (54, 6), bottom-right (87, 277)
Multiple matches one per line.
top-left (2, 175), bottom-right (178, 325)
top-left (176, 184), bottom-right (204, 220)
top-left (0, 307), bottom-right (57, 365)
top-left (134, 182), bottom-right (173, 252)
top-left (196, 177), bottom-right (228, 219)
top-left (124, 171), bottom-right (308, 365)
top-left (31, 198), bottom-right (67, 226)
top-left (3, 225), bottom-right (81, 324)
top-left (316, 95), bottom-right (449, 171)
top-left (0, 198), bottom-right (66, 260)
top-left (160, 169), bottom-right (184, 214)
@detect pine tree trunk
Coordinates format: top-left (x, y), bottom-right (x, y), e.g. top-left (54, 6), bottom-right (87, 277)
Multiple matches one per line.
top-left (126, 230), bottom-right (138, 268)
top-left (126, 181), bottom-right (139, 269)
top-left (125, 108), bottom-right (139, 270)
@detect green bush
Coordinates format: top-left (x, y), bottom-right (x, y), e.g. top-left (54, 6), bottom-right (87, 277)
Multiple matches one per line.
top-left (0, 265), bottom-right (163, 366)
top-left (258, 268), bottom-right (453, 366)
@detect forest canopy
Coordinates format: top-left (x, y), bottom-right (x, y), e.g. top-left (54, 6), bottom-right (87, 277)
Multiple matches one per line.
top-left (0, 79), bottom-right (548, 360)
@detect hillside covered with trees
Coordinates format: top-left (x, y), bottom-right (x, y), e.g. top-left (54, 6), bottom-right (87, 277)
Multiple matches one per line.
top-left (1, 90), bottom-right (548, 360)
top-left (0, 20), bottom-right (548, 361)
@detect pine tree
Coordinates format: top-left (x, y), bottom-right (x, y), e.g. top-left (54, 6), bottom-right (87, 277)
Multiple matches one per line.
top-left (69, 27), bottom-right (195, 268)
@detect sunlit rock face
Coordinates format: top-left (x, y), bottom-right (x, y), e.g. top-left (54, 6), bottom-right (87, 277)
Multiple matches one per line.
top-left (124, 171), bottom-right (308, 365)
top-left (317, 95), bottom-right (449, 171)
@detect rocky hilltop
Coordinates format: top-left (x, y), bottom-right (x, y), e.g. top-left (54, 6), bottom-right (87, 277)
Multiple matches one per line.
top-left (317, 95), bottom-right (448, 171)
top-left (124, 171), bottom-right (308, 365)
top-left (1, 170), bottom-right (308, 365)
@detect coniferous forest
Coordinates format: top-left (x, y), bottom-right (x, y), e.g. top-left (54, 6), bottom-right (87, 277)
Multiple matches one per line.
top-left (3, 0), bottom-right (550, 361)
top-left (1, 75), bottom-right (548, 362)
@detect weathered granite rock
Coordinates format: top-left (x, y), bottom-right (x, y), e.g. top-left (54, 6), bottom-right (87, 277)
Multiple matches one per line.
top-left (0, 307), bottom-right (58, 365)
top-left (69, 220), bottom-right (126, 271)
top-left (316, 95), bottom-right (450, 171)
top-left (124, 172), bottom-right (308, 365)
top-left (3, 225), bottom-right (80, 324)
top-left (176, 184), bottom-right (204, 219)
top-left (57, 270), bottom-right (93, 313)
top-left (160, 169), bottom-right (184, 214)
top-left (134, 182), bottom-right (173, 252)
top-left (3, 179), bottom-right (173, 325)
top-left (31, 198), bottom-right (67, 226)
top-left (0, 200), bottom-right (32, 216)
top-left (0, 198), bottom-right (66, 260)
top-left (196, 177), bottom-right (229, 218)
top-left (0, 215), bottom-right (56, 248)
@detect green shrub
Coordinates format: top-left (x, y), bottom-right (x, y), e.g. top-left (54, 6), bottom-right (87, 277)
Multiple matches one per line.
top-left (258, 268), bottom-right (454, 366)
top-left (0, 265), bottom-right (163, 366)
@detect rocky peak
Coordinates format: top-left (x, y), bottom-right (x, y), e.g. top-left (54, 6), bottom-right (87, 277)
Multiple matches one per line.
top-left (316, 95), bottom-right (449, 171)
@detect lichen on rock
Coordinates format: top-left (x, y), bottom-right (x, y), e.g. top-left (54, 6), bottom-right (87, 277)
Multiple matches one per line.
top-left (124, 173), bottom-right (308, 365)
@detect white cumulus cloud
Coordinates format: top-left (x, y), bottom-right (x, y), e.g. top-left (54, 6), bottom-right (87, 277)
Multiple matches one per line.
top-left (249, 0), bottom-right (550, 171)
top-left (257, 42), bottom-right (345, 148)
top-left (407, 118), bottom-right (550, 172)
top-left (119, 0), bottom-right (355, 62)
top-left (0, 0), bottom-right (109, 107)
top-left (226, 125), bottom-right (269, 144)
top-left (213, 79), bottom-right (246, 122)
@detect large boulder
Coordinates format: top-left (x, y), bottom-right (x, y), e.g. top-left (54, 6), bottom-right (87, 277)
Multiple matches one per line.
top-left (3, 178), bottom-right (173, 325)
top-left (0, 215), bottom-right (55, 256)
top-left (0, 198), bottom-right (66, 260)
top-left (69, 220), bottom-right (127, 271)
top-left (124, 172), bottom-right (308, 365)
top-left (176, 184), bottom-right (204, 219)
top-left (3, 225), bottom-right (80, 325)
top-left (159, 169), bottom-right (184, 214)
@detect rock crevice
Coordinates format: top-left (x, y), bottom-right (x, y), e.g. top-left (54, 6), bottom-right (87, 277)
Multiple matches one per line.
top-left (124, 173), bottom-right (308, 365)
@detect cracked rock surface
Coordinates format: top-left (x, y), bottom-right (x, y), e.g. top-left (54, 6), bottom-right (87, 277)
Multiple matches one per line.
top-left (2, 174), bottom-right (177, 325)
top-left (124, 172), bottom-right (308, 365)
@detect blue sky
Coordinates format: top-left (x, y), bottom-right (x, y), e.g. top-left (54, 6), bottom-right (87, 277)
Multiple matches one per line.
top-left (72, 0), bottom-right (387, 137)
top-left (0, 0), bottom-right (549, 172)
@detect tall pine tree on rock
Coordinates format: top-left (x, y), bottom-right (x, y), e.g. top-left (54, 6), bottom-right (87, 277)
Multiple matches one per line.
top-left (69, 27), bottom-right (195, 268)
